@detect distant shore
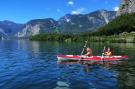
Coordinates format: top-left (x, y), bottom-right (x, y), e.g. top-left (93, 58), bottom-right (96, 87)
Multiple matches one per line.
top-left (30, 32), bottom-right (135, 43)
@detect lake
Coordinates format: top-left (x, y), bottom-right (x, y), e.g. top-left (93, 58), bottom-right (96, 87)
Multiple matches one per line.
top-left (0, 40), bottom-right (135, 89)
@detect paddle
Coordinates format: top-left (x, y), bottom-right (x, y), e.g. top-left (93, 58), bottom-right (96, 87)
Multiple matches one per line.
top-left (79, 40), bottom-right (88, 61)
top-left (102, 46), bottom-right (106, 56)
top-left (81, 40), bottom-right (88, 56)
top-left (102, 46), bottom-right (106, 62)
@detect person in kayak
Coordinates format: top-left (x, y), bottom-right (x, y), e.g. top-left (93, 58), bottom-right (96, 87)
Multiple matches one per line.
top-left (85, 47), bottom-right (92, 57)
top-left (104, 47), bottom-right (112, 56)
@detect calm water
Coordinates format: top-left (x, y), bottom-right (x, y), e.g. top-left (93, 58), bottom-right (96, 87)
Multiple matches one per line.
top-left (0, 40), bottom-right (135, 89)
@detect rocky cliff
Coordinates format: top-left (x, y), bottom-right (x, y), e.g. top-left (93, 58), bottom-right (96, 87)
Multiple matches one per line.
top-left (58, 10), bottom-right (116, 33)
top-left (117, 0), bottom-right (135, 15)
top-left (16, 18), bottom-right (58, 37)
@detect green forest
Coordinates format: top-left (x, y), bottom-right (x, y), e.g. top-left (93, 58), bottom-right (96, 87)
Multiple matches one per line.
top-left (93, 13), bottom-right (135, 36)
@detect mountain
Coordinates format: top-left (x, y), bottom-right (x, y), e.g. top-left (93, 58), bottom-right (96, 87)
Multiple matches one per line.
top-left (58, 10), bottom-right (116, 33)
top-left (117, 0), bottom-right (135, 16)
top-left (0, 20), bottom-right (24, 37)
top-left (16, 18), bottom-right (58, 37)
top-left (94, 0), bottom-right (135, 36)
top-left (16, 10), bottom-right (116, 37)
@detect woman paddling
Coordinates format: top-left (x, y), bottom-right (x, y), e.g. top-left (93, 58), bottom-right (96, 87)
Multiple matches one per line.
top-left (104, 47), bottom-right (112, 56)
top-left (85, 48), bottom-right (92, 57)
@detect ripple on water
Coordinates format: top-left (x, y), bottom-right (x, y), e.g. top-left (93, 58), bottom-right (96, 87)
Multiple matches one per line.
top-left (0, 41), bottom-right (135, 89)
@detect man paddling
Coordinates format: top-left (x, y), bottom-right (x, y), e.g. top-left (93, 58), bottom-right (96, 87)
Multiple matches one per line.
top-left (85, 48), bottom-right (92, 57)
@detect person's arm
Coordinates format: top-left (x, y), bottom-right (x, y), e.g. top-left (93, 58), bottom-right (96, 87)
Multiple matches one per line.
top-left (85, 52), bottom-right (89, 56)
top-left (85, 52), bottom-right (91, 56)
top-left (106, 52), bottom-right (112, 56)
top-left (108, 52), bottom-right (112, 56)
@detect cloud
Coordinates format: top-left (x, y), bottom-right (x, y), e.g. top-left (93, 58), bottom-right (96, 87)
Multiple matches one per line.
top-left (113, 6), bottom-right (119, 11)
top-left (68, 1), bottom-right (74, 5)
top-left (56, 9), bottom-right (61, 12)
top-left (71, 8), bottom-right (86, 15)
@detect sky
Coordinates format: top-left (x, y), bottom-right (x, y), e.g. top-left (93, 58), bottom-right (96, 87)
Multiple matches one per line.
top-left (0, 0), bottom-right (120, 23)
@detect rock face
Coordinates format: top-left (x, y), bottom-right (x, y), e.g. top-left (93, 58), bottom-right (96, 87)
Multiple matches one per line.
top-left (16, 18), bottom-right (58, 37)
top-left (17, 10), bottom-right (116, 37)
top-left (58, 10), bottom-right (116, 33)
top-left (117, 0), bottom-right (135, 16)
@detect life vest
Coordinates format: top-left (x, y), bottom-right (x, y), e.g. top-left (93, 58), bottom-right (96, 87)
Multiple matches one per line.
top-left (105, 51), bottom-right (112, 56)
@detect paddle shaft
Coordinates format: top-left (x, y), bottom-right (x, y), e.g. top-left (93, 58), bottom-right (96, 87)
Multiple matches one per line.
top-left (102, 46), bottom-right (106, 62)
top-left (102, 46), bottom-right (106, 57)
top-left (81, 40), bottom-right (88, 56)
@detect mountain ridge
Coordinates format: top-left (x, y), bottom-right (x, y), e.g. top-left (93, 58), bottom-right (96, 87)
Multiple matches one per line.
top-left (17, 10), bottom-right (116, 37)
top-left (0, 10), bottom-right (116, 39)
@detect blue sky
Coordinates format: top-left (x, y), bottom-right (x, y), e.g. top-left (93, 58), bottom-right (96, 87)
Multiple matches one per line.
top-left (0, 0), bottom-right (120, 23)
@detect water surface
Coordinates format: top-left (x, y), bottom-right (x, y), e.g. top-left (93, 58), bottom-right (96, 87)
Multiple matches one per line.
top-left (0, 40), bottom-right (135, 89)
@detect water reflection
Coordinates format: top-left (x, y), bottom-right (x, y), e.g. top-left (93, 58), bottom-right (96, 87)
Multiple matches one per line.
top-left (57, 60), bottom-right (125, 89)
top-left (57, 60), bottom-right (128, 72)
top-left (0, 40), bottom-right (135, 89)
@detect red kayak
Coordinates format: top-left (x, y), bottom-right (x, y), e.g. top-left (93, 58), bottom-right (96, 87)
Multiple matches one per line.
top-left (57, 55), bottom-right (128, 62)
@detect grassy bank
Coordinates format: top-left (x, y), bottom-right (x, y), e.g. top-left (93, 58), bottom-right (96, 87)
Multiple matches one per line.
top-left (89, 32), bottom-right (135, 43)
top-left (30, 32), bottom-right (135, 43)
top-left (30, 33), bottom-right (81, 42)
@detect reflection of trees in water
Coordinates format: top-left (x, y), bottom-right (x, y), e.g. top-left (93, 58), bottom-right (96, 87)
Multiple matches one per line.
top-left (116, 64), bottom-right (135, 89)
top-left (97, 43), bottom-right (135, 57)
top-left (17, 41), bottom-right (135, 57)
top-left (107, 43), bottom-right (135, 89)
top-left (111, 43), bottom-right (135, 53)
top-left (16, 41), bottom-right (133, 62)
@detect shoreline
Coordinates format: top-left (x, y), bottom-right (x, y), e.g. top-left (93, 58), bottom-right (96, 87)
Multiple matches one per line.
top-left (30, 33), bottom-right (135, 43)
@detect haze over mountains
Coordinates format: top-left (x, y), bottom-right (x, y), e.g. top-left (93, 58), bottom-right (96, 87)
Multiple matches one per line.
top-left (0, 10), bottom-right (116, 38)
top-left (0, 20), bottom-right (24, 35)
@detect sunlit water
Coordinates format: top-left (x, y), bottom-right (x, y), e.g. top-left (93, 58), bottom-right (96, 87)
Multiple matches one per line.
top-left (0, 40), bottom-right (135, 89)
